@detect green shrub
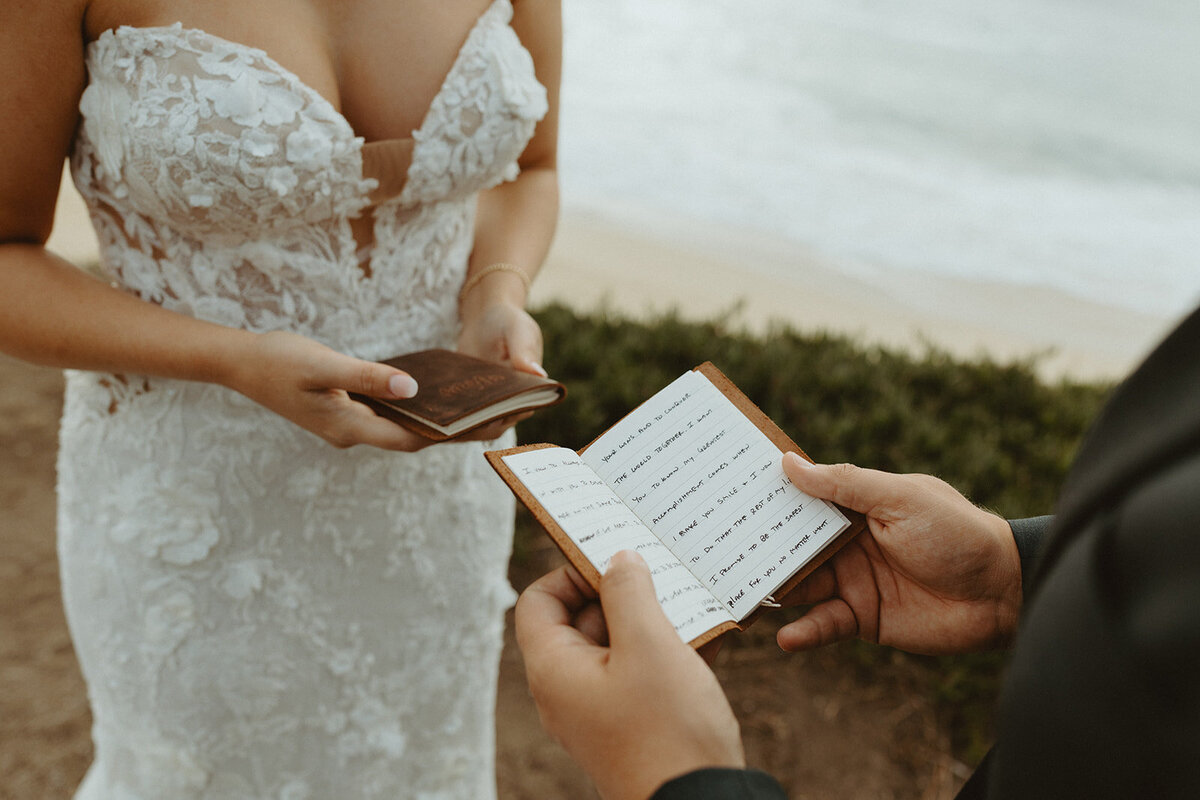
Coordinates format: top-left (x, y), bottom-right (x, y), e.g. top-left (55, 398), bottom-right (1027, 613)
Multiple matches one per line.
top-left (523, 303), bottom-right (1107, 516)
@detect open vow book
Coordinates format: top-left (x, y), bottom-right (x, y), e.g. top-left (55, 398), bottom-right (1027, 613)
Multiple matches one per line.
top-left (487, 364), bottom-right (865, 648)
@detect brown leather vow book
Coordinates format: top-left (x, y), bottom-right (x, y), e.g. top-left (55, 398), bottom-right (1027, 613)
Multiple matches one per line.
top-left (352, 349), bottom-right (565, 441)
top-left (486, 363), bottom-right (864, 649)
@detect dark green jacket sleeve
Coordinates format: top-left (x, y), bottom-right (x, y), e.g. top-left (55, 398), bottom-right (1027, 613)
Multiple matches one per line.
top-left (651, 768), bottom-right (788, 800)
top-left (1007, 515), bottom-right (1052, 598)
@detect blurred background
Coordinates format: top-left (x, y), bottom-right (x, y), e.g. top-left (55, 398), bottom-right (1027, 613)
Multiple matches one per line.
top-left (49, 0), bottom-right (1199, 379)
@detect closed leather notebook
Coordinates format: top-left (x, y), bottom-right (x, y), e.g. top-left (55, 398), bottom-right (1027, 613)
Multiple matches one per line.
top-left (352, 349), bottom-right (566, 440)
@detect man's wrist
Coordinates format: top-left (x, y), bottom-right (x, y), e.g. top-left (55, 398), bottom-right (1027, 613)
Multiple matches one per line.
top-left (980, 510), bottom-right (1025, 646)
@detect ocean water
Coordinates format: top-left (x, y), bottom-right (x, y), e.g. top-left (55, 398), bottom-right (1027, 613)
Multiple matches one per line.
top-left (557, 0), bottom-right (1200, 317)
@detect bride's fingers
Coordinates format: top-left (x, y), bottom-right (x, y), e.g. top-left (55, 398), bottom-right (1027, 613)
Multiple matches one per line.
top-left (314, 351), bottom-right (419, 400)
top-left (324, 399), bottom-right (431, 451)
top-left (502, 312), bottom-right (544, 372)
top-left (776, 600), bottom-right (860, 652)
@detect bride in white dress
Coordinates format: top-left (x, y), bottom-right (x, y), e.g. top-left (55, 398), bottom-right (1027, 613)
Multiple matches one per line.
top-left (0, 0), bottom-right (560, 797)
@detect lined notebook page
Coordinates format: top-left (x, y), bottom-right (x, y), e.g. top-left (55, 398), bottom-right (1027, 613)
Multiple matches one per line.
top-left (582, 371), bottom-right (850, 619)
top-left (501, 447), bottom-right (735, 643)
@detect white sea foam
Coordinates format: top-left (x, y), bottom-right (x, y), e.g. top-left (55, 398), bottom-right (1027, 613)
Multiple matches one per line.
top-left (557, 0), bottom-right (1200, 317)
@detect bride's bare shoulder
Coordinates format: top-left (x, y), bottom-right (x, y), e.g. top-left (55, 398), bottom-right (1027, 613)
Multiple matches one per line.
top-left (0, 0), bottom-right (90, 58)
top-left (1, 0), bottom-right (90, 29)
top-left (511, 0), bottom-right (562, 28)
top-left (0, 0), bottom-right (91, 245)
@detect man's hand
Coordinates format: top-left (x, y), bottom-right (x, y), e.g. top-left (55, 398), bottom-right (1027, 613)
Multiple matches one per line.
top-left (779, 454), bottom-right (1023, 655)
top-left (515, 551), bottom-right (745, 800)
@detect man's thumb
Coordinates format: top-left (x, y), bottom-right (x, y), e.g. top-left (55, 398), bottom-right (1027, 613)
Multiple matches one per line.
top-left (782, 453), bottom-right (895, 516)
top-left (599, 550), bottom-right (678, 651)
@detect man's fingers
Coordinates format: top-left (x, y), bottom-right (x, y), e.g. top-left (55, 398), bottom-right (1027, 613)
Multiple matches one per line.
top-left (599, 550), bottom-right (678, 652)
top-left (778, 564), bottom-right (838, 607)
top-left (776, 600), bottom-right (860, 652)
top-left (516, 567), bottom-right (608, 734)
top-left (515, 565), bottom-right (598, 655)
top-left (572, 602), bottom-right (610, 646)
top-left (782, 453), bottom-right (904, 517)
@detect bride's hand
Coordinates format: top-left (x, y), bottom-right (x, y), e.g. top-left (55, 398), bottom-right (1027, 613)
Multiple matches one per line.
top-left (457, 297), bottom-right (546, 378)
top-left (223, 330), bottom-right (434, 451)
top-left (454, 298), bottom-right (545, 439)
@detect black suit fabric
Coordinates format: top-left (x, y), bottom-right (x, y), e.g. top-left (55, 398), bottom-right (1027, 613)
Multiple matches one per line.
top-left (974, 305), bottom-right (1200, 799)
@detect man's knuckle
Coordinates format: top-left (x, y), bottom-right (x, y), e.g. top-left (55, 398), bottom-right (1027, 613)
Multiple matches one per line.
top-left (829, 462), bottom-right (858, 480)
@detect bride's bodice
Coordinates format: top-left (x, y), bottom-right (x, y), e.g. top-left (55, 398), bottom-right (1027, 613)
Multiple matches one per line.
top-left (70, 0), bottom-right (547, 359)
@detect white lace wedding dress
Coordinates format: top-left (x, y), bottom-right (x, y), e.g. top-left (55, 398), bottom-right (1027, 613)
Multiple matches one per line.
top-left (58, 1), bottom-right (546, 797)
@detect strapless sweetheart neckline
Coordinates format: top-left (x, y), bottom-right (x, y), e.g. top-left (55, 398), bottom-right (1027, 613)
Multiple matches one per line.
top-left (91, 0), bottom-right (503, 150)
top-left (87, 0), bottom-right (505, 205)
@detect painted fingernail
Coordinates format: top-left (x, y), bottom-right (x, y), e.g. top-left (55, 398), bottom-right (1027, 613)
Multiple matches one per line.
top-left (388, 374), bottom-right (418, 399)
top-left (529, 362), bottom-right (548, 378)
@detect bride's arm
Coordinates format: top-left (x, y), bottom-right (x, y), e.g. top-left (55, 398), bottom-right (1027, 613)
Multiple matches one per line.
top-left (457, 0), bottom-right (562, 376)
top-left (0, 1), bottom-right (430, 452)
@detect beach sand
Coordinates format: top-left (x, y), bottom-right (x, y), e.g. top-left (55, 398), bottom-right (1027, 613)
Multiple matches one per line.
top-left (49, 170), bottom-right (1175, 383)
top-left (533, 206), bottom-right (1175, 384)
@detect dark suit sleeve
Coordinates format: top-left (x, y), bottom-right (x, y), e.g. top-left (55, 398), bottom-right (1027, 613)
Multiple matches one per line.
top-left (982, 450), bottom-right (1200, 799)
top-left (1007, 516), bottom-right (1053, 597)
top-left (651, 768), bottom-right (788, 800)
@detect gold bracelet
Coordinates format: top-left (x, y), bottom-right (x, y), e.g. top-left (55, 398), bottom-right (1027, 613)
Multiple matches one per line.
top-left (458, 262), bottom-right (532, 302)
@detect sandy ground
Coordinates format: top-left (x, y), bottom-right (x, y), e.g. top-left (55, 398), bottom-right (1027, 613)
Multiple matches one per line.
top-left (530, 206), bottom-right (1174, 384)
top-left (4, 174), bottom-right (1170, 798)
